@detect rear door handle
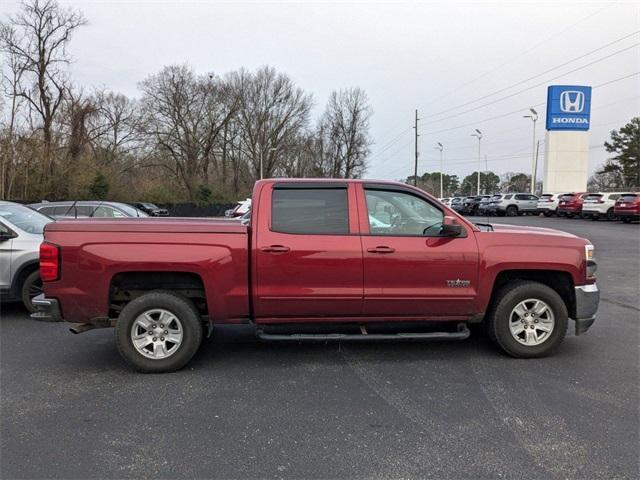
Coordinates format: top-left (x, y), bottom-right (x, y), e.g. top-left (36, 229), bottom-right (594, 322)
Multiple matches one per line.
top-left (260, 245), bottom-right (290, 253)
top-left (367, 246), bottom-right (395, 254)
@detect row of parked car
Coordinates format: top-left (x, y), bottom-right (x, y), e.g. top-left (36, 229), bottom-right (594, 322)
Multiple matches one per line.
top-left (27, 201), bottom-right (169, 218)
top-left (439, 192), bottom-right (640, 222)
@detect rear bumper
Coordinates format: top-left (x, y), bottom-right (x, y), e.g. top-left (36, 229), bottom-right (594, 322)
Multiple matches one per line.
top-left (558, 206), bottom-right (580, 213)
top-left (581, 208), bottom-right (605, 216)
top-left (573, 284), bottom-right (599, 335)
top-left (614, 211), bottom-right (639, 219)
top-left (30, 294), bottom-right (63, 322)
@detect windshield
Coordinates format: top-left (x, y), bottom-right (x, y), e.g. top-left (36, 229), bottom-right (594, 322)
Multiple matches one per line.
top-left (0, 203), bottom-right (52, 234)
top-left (116, 204), bottom-right (149, 217)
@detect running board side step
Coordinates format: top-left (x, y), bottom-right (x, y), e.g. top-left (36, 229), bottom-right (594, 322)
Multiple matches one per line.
top-left (256, 324), bottom-right (470, 342)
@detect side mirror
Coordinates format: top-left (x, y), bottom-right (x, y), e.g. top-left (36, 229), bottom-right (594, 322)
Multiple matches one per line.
top-left (440, 216), bottom-right (462, 237)
top-left (0, 230), bottom-right (17, 242)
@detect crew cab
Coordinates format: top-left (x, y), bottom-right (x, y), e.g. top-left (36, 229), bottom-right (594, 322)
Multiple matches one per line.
top-left (32, 179), bottom-right (600, 372)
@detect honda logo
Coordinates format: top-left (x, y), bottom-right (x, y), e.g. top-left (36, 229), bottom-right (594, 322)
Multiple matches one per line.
top-left (559, 90), bottom-right (585, 113)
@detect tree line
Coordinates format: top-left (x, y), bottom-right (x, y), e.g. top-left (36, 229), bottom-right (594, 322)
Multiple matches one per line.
top-left (406, 171), bottom-right (540, 197)
top-left (0, 0), bottom-right (373, 203)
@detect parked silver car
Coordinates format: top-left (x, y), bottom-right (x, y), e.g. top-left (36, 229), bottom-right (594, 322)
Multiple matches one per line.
top-left (0, 201), bottom-right (53, 312)
top-left (487, 193), bottom-right (539, 216)
top-left (29, 201), bottom-right (148, 218)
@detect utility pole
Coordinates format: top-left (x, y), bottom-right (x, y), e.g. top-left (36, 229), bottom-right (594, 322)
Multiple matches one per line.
top-left (533, 140), bottom-right (541, 194)
top-left (471, 129), bottom-right (482, 195)
top-left (413, 109), bottom-right (419, 186)
top-left (435, 142), bottom-right (444, 197)
top-left (524, 108), bottom-right (538, 193)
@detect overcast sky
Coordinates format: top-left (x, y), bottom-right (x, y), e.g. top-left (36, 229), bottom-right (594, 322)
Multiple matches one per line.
top-left (2, 0), bottom-right (639, 182)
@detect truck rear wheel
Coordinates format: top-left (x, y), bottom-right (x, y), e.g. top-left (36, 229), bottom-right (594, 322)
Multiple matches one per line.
top-left (486, 281), bottom-right (568, 358)
top-left (115, 291), bottom-right (203, 373)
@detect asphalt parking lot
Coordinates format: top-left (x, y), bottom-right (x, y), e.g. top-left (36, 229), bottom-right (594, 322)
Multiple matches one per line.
top-left (1, 216), bottom-right (638, 479)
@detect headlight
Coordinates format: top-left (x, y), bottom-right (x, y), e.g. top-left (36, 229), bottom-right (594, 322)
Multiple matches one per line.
top-left (585, 244), bottom-right (594, 261)
top-left (585, 244), bottom-right (596, 279)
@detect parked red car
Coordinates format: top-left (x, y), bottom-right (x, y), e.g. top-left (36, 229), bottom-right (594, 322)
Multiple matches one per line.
top-left (557, 192), bottom-right (588, 218)
top-left (614, 193), bottom-right (640, 223)
top-left (32, 179), bottom-right (599, 372)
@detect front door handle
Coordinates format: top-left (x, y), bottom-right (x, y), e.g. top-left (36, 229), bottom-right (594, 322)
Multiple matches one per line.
top-left (260, 245), bottom-right (290, 253)
top-left (367, 246), bottom-right (395, 254)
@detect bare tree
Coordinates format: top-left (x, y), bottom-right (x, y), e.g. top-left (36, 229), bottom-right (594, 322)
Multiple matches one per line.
top-left (87, 90), bottom-right (142, 167)
top-left (319, 87), bottom-right (372, 178)
top-left (230, 66), bottom-right (313, 179)
top-left (0, 0), bottom-right (86, 195)
top-left (138, 65), bottom-right (236, 200)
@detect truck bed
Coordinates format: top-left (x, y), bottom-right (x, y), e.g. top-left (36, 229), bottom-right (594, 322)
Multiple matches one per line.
top-left (43, 217), bottom-right (250, 324)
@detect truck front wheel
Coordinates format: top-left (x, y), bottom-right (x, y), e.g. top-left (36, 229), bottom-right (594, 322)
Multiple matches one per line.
top-left (486, 281), bottom-right (568, 358)
top-left (115, 291), bottom-right (203, 373)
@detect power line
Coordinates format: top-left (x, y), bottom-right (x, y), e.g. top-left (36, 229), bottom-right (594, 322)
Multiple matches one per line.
top-left (421, 42), bottom-right (640, 126)
top-left (420, 4), bottom-right (610, 111)
top-left (423, 31), bottom-right (640, 120)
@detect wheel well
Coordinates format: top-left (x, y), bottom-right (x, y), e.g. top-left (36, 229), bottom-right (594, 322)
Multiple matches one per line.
top-left (11, 261), bottom-right (39, 296)
top-left (489, 270), bottom-right (576, 318)
top-left (109, 272), bottom-right (208, 318)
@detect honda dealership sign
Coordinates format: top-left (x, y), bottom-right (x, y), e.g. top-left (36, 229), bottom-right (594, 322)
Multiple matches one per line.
top-left (546, 85), bottom-right (591, 130)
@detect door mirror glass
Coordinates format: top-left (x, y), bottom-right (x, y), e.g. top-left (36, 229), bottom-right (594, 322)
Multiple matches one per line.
top-left (0, 225), bottom-right (16, 242)
top-left (438, 216), bottom-right (463, 237)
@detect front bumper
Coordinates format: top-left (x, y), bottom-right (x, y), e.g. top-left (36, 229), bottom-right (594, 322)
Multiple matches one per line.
top-left (30, 294), bottom-right (63, 322)
top-left (573, 284), bottom-right (599, 335)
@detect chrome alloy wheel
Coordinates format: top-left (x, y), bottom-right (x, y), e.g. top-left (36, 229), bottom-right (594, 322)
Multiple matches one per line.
top-left (508, 299), bottom-right (555, 346)
top-left (130, 309), bottom-right (183, 359)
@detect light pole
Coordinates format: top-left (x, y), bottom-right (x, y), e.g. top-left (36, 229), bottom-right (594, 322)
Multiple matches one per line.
top-left (523, 108), bottom-right (538, 193)
top-left (434, 142), bottom-right (444, 197)
top-left (471, 129), bottom-right (482, 194)
top-left (259, 146), bottom-right (276, 180)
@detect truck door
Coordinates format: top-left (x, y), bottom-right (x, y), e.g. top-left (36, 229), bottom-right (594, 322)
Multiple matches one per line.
top-left (357, 184), bottom-right (479, 318)
top-left (254, 182), bottom-right (363, 320)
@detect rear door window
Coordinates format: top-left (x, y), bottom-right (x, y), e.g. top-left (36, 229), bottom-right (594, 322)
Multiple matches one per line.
top-left (271, 187), bottom-right (349, 234)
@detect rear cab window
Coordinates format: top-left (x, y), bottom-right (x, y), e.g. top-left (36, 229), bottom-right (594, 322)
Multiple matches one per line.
top-left (271, 187), bottom-right (349, 234)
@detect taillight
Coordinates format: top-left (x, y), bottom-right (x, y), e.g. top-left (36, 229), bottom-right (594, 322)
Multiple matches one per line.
top-left (40, 242), bottom-right (60, 282)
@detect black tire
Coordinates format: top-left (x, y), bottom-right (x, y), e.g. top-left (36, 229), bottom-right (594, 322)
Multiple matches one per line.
top-left (115, 290), bottom-right (203, 373)
top-left (606, 208), bottom-right (616, 221)
top-left (543, 211), bottom-right (553, 217)
top-left (566, 213), bottom-right (574, 218)
top-left (486, 281), bottom-right (568, 358)
top-left (622, 217), bottom-right (631, 223)
top-left (506, 205), bottom-right (518, 217)
top-left (20, 270), bottom-right (43, 313)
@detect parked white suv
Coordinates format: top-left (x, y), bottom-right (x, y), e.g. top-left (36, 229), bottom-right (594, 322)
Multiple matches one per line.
top-left (581, 192), bottom-right (624, 221)
top-left (0, 202), bottom-right (52, 312)
top-left (537, 193), bottom-right (566, 217)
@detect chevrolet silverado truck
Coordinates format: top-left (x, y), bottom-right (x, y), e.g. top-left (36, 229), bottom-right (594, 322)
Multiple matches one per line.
top-left (32, 179), bottom-right (599, 372)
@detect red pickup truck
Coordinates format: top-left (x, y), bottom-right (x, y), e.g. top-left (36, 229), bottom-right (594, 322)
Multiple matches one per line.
top-left (32, 179), bottom-right (599, 372)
